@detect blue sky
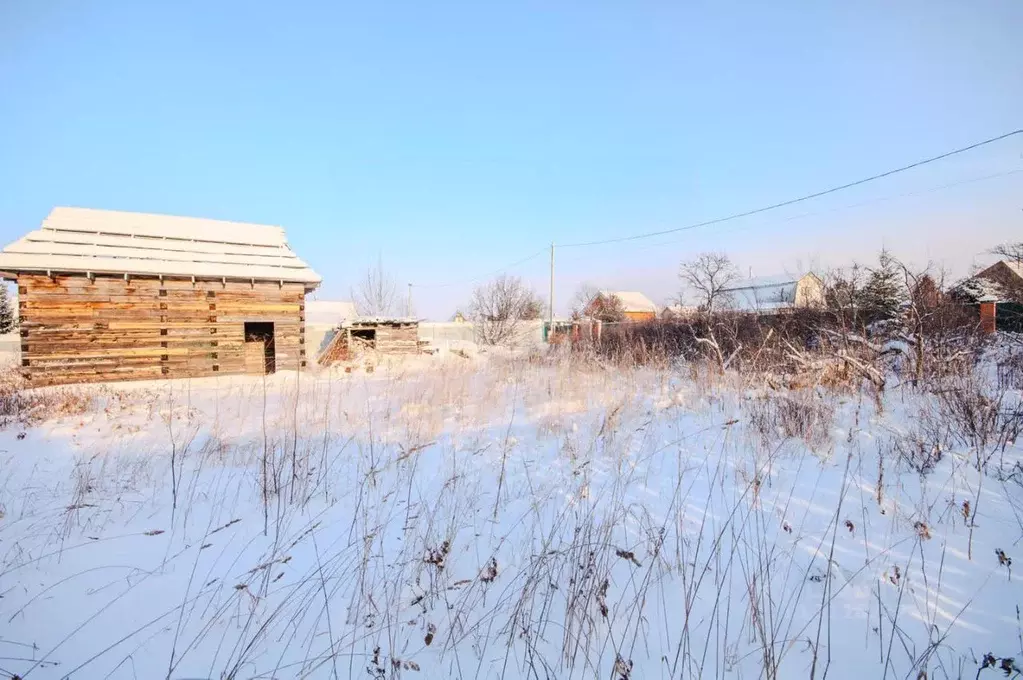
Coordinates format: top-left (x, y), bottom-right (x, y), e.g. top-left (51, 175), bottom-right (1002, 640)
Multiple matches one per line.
top-left (1, 1), bottom-right (1021, 318)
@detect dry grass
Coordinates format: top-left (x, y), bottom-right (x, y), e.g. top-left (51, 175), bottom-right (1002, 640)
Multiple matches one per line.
top-left (0, 343), bottom-right (1020, 680)
top-left (745, 387), bottom-right (838, 452)
top-left (0, 368), bottom-right (94, 428)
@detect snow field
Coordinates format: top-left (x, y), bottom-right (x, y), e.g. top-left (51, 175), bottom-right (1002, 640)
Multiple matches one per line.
top-left (0, 355), bottom-right (1021, 679)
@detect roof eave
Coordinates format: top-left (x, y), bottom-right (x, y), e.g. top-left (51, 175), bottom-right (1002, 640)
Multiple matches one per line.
top-left (1, 265), bottom-right (322, 287)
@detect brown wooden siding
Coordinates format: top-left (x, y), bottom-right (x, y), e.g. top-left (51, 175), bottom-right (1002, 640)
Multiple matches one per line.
top-left (18, 274), bottom-right (308, 386)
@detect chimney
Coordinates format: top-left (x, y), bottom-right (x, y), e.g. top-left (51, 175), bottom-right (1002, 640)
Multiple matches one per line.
top-left (979, 295), bottom-right (997, 334)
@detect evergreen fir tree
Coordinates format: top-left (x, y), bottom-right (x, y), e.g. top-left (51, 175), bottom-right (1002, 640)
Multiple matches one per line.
top-left (860, 249), bottom-right (905, 323)
top-left (0, 284), bottom-right (15, 334)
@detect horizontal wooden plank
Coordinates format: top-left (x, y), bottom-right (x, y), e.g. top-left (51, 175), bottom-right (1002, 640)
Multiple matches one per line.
top-left (214, 302), bottom-right (302, 312)
top-left (20, 275), bottom-right (310, 294)
top-left (21, 300), bottom-right (167, 311)
top-left (22, 321), bottom-right (222, 332)
top-left (28, 347), bottom-right (214, 360)
top-left (23, 342), bottom-right (226, 354)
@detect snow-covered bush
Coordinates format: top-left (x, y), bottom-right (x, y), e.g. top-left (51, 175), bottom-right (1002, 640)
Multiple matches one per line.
top-left (0, 367), bottom-right (93, 427)
top-left (747, 389), bottom-right (836, 450)
top-left (935, 370), bottom-right (1023, 472)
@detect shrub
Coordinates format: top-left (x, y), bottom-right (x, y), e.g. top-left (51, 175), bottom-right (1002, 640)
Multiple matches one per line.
top-left (935, 371), bottom-right (1023, 472)
top-left (747, 389), bottom-right (835, 450)
top-left (0, 369), bottom-right (93, 427)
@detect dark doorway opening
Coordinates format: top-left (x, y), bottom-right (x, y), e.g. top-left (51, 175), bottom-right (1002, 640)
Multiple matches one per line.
top-left (350, 328), bottom-right (376, 348)
top-left (244, 322), bottom-right (275, 374)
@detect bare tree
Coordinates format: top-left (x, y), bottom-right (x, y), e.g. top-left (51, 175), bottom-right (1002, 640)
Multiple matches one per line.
top-left (896, 258), bottom-right (978, 384)
top-left (991, 242), bottom-right (1023, 267)
top-left (352, 256), bottom-right (399, 317)
top-left (679, 252), bottom-right (738, 312)
top-left (570, 283), bottom-right (600, 319)
top-left (822, 265), bottom-right (866, 311)
top-left (585, 293), bottom-right (626, 323)
top-left (568, 284), bottom-right (630, 323)
top-left (468, 275), bottom-right (543, 346)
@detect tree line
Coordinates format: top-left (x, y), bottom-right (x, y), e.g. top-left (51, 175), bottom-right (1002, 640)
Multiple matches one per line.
top-left (343, 238), bottom-right (1023, 347)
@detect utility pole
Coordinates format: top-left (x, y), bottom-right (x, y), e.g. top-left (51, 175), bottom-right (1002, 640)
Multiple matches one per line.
top-left (548, 242), bottom-right (555, 337)
top-left (407, 283), bottom-right (413, 318)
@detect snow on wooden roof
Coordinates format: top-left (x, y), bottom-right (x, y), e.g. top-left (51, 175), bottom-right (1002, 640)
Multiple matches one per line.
top-left (346, 316), bottom-right (419, 326)
top-left (0, 207), bottom-right (322, 286)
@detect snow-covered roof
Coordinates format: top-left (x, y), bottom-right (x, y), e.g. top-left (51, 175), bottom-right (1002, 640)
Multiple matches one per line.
top-left (1004, 261), bottom-right (1023, 278)
top-left (0, 207), bottom-right (322, 287)
top-left (598, 290), bottom-right (658, 313)
top-left (306, 300), bottom-right (358, 325)
top-left (720, 273), bottom-right (805, 292)
top-left (662, 304), bottom-right (698, 316)
top-left (952, 275), bottom-right (1009, 302)
top-left (720, 272), bottom-right (813, 312)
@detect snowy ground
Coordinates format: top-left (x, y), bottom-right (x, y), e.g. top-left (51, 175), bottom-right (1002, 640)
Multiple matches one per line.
top-left (1, 354), bottom-right (1022, 679)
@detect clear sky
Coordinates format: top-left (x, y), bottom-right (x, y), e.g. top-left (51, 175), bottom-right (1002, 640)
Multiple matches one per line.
top-left (2, 1), bottom-right (1021, 318)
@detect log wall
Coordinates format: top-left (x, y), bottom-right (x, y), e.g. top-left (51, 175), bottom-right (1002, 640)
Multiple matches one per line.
top-left (373, 323), bottom-right (419, 354)
top-left (18, 274), bottom-right (308, 386)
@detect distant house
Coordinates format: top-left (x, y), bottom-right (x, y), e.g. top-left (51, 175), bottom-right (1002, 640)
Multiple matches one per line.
top-left (586, 291), bottom-right (658, 322)
top-left (974, 260), bottom-right (1023, 301)
top-left (661, 304), bottom-right (698, 319)
top-left (719, 272), bottom-right (824, 313)
top-left (951, 260), bottom-right (1023, 304)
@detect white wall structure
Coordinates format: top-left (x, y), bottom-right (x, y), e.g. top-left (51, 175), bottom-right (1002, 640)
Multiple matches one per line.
top-left (418, 321), bottom-right (477, 353)
top-left (482, 319), bottom-right (547, 349)
top-left (305, 300), bottom-right (357, 360)
top-left (419, 319), bottom-right (548, 353)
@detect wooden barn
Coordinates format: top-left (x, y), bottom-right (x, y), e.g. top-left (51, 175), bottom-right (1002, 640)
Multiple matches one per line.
top-left (0, 207), bottom-right (321, 386)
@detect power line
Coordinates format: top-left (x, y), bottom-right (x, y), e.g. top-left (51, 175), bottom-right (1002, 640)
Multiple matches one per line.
top-left (411, 247), bottom-right (548, 289)
top-left (554, 166), bottom-right (1023, 265)
top-left (560, 128), bottom-right (1023, 248)
top-left (408, 129), bottom-right (1022, 304)
top-left (767, 167), bottom-right (1023, 223)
